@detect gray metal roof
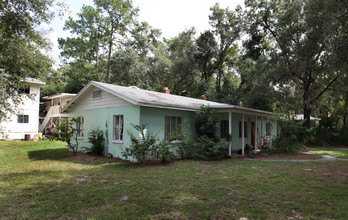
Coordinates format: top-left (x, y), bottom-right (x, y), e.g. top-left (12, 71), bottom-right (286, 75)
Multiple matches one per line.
top-left (21, 77), bottom-right (46, 85)
top-left (63, 81), bottom-right (276, 116)
top-left (294, 114), bottom-right (321, 121)
top-left (43, 93), bottom-right (76, 100)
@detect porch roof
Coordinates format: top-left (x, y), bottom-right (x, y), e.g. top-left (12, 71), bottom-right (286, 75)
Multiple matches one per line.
top-left (43, 93), bottom-right (76, 100)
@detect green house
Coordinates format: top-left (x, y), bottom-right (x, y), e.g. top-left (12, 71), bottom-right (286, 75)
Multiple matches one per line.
top-left (63, 81), bottom-right (277, 158)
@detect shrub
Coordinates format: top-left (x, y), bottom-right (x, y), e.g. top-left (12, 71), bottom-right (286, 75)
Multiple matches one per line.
top-left (151, 141), bottom-right (174, 162)
top-left (193, 137), bottom-right (228, 160)
top-left (170, 123), bottom-right (194, 159)
top-left (122, 123), bottom-right (173, 163)
top-left (313, 116), bottom-right (348, 146)
top-left (56, 117), bottom-right (81, 156)
top-left (84, 128), bottom-right (105, 156)
top-left (271, 117), bottom-right (309, 153)
top-left (195, 105), bottom-right (218, 141)
top-left (192, 105), bottom-right (227, 160)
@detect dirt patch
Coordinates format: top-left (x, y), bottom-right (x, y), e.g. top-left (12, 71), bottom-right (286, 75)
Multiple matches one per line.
top-left (310, 163), bottom-right (348, 182)
top-left (254, 152), bottom-right (323, 160)
top-left (64, 152), bottom-right (124, 164)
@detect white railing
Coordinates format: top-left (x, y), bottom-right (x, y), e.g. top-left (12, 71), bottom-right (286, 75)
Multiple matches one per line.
top-left (39, 106), bottom-right (61, 132)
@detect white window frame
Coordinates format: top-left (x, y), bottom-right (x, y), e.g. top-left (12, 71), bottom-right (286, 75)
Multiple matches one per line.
top-left (165, 116), bottom-right (183, 141)
top-left (76, 117), bottom-right (84, 139)
top-left (92, 89), bottom-right (102, 100)
top-left (113, 115), bottom-right (124, 143)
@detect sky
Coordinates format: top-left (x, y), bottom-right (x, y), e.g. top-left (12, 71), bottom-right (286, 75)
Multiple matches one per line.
top-left (44, 0), bottom-right (244, 68)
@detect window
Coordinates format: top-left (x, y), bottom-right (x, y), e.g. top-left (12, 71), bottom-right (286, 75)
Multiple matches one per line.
top-left (239, 121), bottom-right (247, 138)
top-left (266, 122), bottom-right (272, 136)
top-left (76, 117), bottom-right (84, 138)
top-left (19, 86), bottom-right (30, 94)
top-left (220, 120), bottom-right (229, 139)
top-left (165, 116), bottom-right (183, 141)
top-left (17, 115), bottom-right (29, 123)
top-left (93, 90), bottom-right (102, 99)
top-left (113, 115), bottom-right (124, 142)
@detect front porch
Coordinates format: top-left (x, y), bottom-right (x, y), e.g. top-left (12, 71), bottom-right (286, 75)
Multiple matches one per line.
top-left (216, 110), bottom-right (276, 156)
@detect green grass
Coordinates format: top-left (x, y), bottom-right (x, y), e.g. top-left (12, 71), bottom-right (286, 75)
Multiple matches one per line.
top-left (308, 146), bottom-right (348, 159)
top-left (1, 141), bottom-right (348, 219)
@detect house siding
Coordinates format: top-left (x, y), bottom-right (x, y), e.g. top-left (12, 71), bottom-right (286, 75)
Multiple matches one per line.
top-left (139, 106), bottom-right (197, 141)
top-left (1, 83), bottom-right (41, 140)
top-left (70, 104), bottom-right (140, 159)
top-left (72, 85), bottom-right (129, 111)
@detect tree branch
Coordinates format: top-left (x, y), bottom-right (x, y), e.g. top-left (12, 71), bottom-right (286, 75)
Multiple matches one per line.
top-left (315, 74), bottom-right (339, 101)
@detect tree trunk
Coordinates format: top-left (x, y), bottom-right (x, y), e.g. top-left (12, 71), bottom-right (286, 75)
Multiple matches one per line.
top-left (105, 39), bottom-right (112, 83)
top-left (303, 106), bottom-right (311, 128)
top-left (105, 24), bottom-right (115, 83)
top-left (95, 41), bottom-right (99, 82)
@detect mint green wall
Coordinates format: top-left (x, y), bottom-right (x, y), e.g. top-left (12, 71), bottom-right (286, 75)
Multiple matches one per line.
top-left (70, 105), bottom-right (140, 159)
top-left (70, 103), bottom-right (277, 159)
top-left (139, 106), bottom-right (196, 141)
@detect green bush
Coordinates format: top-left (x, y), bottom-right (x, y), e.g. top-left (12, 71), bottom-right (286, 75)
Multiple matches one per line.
top-left (314, 116), bottom-right (348, 146)
top-left (56, 118), bottom-right (81, 156)
top-left (193, 136), bottom-right (228, 160)
top-left (192, 105), bottom-right (227, 160)
top-left (170, 123), bottom-right (194, 159)
top-left (195, 105), bottom-right (219, 141)
top-left (84, 128), bottom-right (105, 156)
top-left (122, 123), bottom-right (173, 163)
top-left (271, 117), bottom-right (309, 153)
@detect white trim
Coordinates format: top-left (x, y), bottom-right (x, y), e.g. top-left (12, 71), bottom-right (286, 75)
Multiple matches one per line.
top-left (112, 140), bottom-right (123, 144)
top-left (254, 115), bottom-right (257, 152)
top-left (242, 114), bottom-right (245, 155)
top-left (228, 111), bottom-right (232, 157)
top-left (113, 115), bottom-right (124, 142)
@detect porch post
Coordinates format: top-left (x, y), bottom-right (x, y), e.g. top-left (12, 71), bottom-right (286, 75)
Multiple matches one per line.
top-left (228, 111), bottom-right (232, 157)
top-left (255, 115), bottom-right (257, 152)
top-left (59, 97), bottom-right (62, 113)
top-left (242, 114), bottom-right (245, 155)
top-left (261, 116), bottom-right (263, 137)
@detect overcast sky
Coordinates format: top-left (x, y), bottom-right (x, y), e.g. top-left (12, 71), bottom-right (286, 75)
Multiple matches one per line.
top-left (44, 0), bottom-right (244, 68)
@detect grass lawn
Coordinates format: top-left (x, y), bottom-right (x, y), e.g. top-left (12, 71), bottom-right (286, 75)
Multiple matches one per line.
top-left (1, 141), bottom-right (348, 219)
top-left (308, 146), bottom-right (348, 159)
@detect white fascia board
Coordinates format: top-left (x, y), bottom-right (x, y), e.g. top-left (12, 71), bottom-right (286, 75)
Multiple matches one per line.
top-left (62, 81), bottom-right (94, 112)
top-left (215, 107), bottom-right (277, 117)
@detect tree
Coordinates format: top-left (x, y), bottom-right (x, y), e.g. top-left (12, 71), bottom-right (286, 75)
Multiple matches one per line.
top-left (244, 0), bottom-right (347, 127)
top-left (196, 31), bottom-right (218, 81)
top-left (109, 22), bottom-right (161, 87)
top-left (165, 28), bottom-right (199, 95)
top-left (94, 0), bottom-right (138, 83)
top-left (0, 0), bottom-right (53, 125)
top-left (208, 3), bottom-right (241, 95)
top-left (60, 61), bottom-right (96, 94)
top-left (58, 4), bottom-right (106, 81)
top-left (40, 70), bottom-right (66, 98)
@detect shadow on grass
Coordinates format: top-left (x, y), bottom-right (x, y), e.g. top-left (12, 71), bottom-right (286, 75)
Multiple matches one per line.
top-left (28, 148), bottom-right (70, 161)
top-left (27, 148), bottom-right (131, 168)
